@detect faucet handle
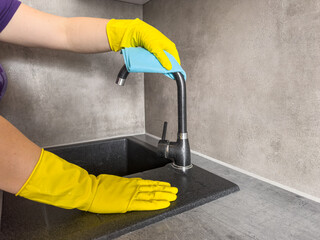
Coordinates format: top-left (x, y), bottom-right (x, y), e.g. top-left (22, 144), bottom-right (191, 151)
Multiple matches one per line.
top-left (161, 121), bottom-right (168, 140)
top-left (158, 121), bottom-right (170, 159)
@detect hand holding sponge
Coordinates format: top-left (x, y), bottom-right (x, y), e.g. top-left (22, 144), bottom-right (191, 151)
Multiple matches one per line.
top-left (107, 18), bottom-right (180, 70)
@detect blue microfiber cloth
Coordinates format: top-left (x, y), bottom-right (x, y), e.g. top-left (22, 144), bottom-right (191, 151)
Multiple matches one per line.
top-left (121, 47), bottom-right (186, 80)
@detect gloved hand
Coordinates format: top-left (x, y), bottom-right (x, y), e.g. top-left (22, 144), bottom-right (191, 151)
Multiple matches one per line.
top-left (107, 18), bottom-right (180, 70)
top-left (16, 149), bottom-right (178, 214)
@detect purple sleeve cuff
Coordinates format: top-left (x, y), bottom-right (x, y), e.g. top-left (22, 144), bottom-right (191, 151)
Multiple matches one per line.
top-left (0, 64), bottom-right (8, 100)
top-left (0, 0), bottom-right (21, 32)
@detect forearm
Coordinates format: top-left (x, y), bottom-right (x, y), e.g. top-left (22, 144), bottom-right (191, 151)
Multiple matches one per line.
top-left (64, 17), bottom-right (110, 53)
top-left (0, 116), bottom-right (41, 194)
top-left (0, 3), bottom-right (111, 53)
top-left (0, 3), bottom-right (180, 68)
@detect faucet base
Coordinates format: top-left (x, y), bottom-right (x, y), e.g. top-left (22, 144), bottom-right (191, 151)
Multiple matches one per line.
top-left (171, 162), bottom-right (193, 171)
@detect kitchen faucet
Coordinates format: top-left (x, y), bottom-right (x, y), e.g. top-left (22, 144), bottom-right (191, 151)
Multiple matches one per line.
top-left (116, 65), bottom-right (193, 171)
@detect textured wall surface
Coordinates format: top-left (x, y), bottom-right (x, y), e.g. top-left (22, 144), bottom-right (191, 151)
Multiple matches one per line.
top-left (0, 0), bottom-right (143, 147)
top-left (144, 0), bottom-right (320, 198)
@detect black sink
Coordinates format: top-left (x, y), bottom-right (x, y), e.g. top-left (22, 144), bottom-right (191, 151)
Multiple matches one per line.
top-left (0, 136), bottom-right (239, 240)
top-left (47, 137), bottom-right (171, 177)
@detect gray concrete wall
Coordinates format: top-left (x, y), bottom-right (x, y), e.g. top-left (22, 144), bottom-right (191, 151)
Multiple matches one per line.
top-left (0, 0), bottom-right (144, 147)
top-left (144, 0), bottom-right (320, 198)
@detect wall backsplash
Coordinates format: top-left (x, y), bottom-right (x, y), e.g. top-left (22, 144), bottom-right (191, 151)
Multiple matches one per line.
top-left (2, 0), bottom-right (319, 200)
top-left (0, 0), bottom-right (144, 147)
top-left (144, 0), bottom-right (320, 199)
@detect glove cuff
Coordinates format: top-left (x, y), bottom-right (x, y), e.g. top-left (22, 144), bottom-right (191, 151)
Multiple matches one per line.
top-left (15, 149), bottom-right (45, 197)
top-left (16, 149), bottom-right (99, 211)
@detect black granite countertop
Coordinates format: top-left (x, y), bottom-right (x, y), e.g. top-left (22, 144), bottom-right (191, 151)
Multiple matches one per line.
top-left (0, 136), bottom-right (239, 240)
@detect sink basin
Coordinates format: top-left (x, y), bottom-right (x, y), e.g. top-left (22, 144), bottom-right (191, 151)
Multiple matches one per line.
top-left (0, 135), bottom-right (239, 240)
top-left (47, 137), bottom-right (171, 177)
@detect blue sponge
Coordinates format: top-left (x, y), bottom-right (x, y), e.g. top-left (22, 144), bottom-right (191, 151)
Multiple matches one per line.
top-left (121, 47), bottom-right (186, 80)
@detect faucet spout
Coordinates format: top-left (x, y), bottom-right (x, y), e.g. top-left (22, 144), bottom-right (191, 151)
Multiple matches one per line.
top-left (116, 65), bottom-right (129, 86)
top-left (173, 72), bottom-right (187, 135)
top-left (115, 65), bottom-right (192, 171)
top-left (158, 72), bottom-right (192, 170)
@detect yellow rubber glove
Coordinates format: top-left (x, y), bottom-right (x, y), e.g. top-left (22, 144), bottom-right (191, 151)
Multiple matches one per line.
top-left (107, 18), bottom-right (180, 70)
top-left (16, 149), bottom-right (178, 214)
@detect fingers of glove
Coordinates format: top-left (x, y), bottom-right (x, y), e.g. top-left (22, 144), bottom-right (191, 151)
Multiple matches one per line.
top-left (128, 199), bottom-right (170, 211)
top-left (134, 20), bottom-right (180, 69)
top-left (135, 192), bottom-right (177, 202)
top-left (138, 185), bottom-right (178, 194)
top-left (165, 45), bottom-right (181, 65)
top-left (152, 48), bottom-right (173, 70)
top-left (154, 31), bottom-right (181, 66)
top-left (139, 179), bottom-right (171, 187)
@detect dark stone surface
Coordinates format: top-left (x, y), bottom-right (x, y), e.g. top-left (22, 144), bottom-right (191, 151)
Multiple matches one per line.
top-left (0, 137), bottom-right (239, 240)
